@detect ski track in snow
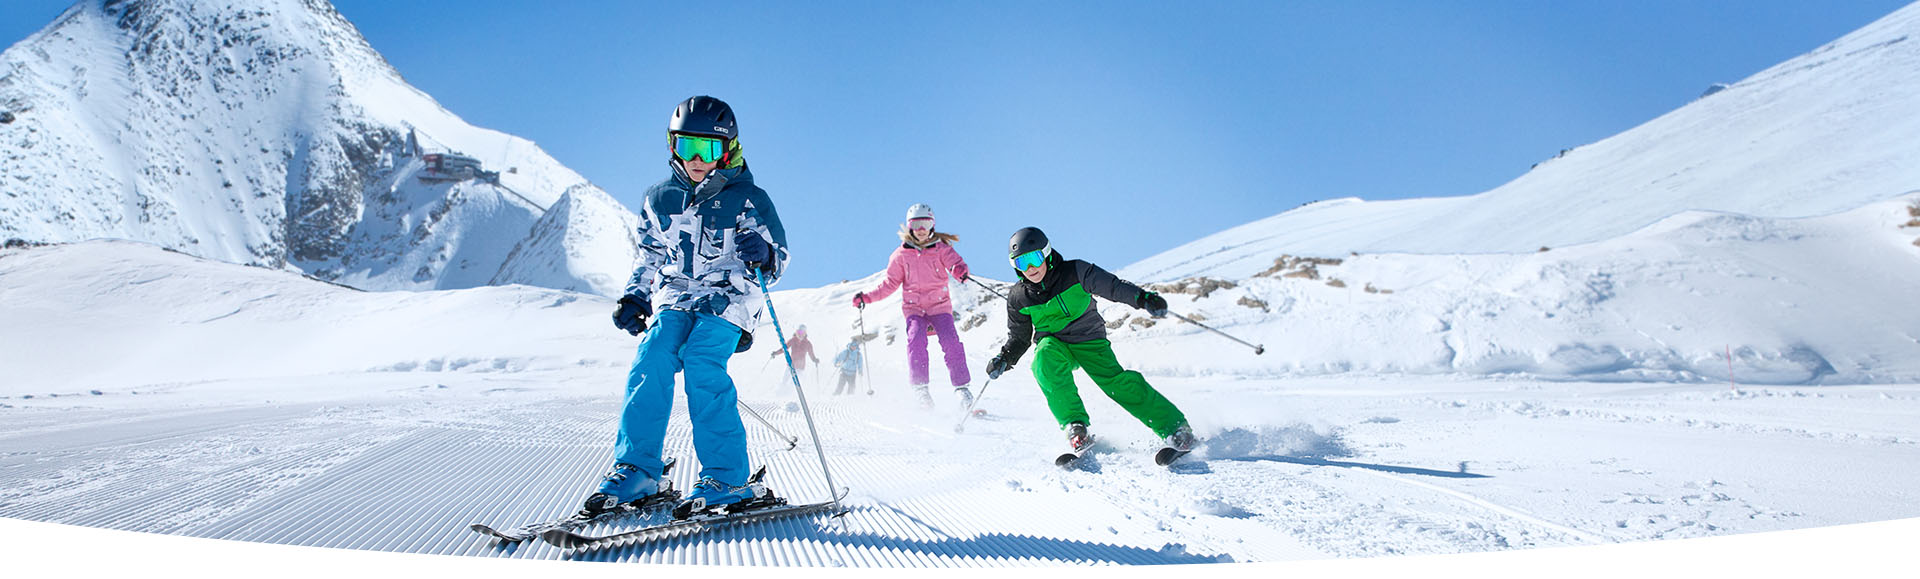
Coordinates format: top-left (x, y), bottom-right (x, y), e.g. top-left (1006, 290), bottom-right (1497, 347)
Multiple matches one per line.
top-left (4, 368), bottom-right (1916, 566)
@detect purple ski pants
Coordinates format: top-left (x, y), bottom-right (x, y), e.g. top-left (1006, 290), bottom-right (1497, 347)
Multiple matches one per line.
top-left (905, 312), bottom-right (971, 387)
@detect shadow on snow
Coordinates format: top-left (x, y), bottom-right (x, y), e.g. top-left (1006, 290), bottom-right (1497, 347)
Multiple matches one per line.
top-left (1222, 455), bottom-right (1491, 479)
top-left (559, 506), bottom-right (1232, 565)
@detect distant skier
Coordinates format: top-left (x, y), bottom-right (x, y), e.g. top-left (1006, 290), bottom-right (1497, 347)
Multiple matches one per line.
top-left (852, 203), bottom-right (976, 409)
top-left (768, 324), bottom-right (820, 389)
top-left (985, 227), bottom-right (1195, 458)
top-left (586, 95), bottom-right (790, 517)
top-left (831, 339), bottom-right (863, 396)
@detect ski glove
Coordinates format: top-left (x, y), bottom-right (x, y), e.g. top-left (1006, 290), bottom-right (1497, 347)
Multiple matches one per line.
top-left (986, 355), bottom-right (1015, 380)
top-left (1137, 291), bottom-right (1169, 318)
top-left (734, 229), bottom-right (774, 274)
top-left (852, 292), bottom-right (868, 309)
top-left (612, 295), bottom-right (651, 336)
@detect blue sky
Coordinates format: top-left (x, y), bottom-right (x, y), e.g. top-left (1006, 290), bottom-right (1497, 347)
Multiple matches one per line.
top-left (2, 1), bottom-right (1911, 290)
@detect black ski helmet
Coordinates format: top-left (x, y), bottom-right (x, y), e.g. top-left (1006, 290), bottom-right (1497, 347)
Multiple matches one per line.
top-left (668, 95), bottom-right (736, 144)
top-left (1008, 227), bottom-right (1053, 270)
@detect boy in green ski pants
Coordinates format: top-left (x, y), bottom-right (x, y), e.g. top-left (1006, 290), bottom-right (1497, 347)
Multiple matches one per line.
top-left (985, 227), bottom-right (1196, 456)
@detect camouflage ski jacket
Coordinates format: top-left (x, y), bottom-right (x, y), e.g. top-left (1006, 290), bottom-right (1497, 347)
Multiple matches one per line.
top-left (623, 161), bottom-right (789, 340)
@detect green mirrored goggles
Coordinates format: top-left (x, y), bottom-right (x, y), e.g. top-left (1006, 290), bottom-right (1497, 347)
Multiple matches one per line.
top-left (672, 134), bottom-right (726, 163)
top-left (1012, 248), bottom-right (1048, 271)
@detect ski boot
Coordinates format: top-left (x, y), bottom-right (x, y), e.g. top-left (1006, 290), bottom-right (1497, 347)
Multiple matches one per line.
top-left (1055, 422), bottom-right (1096, 468)
top-left (1154, 423), bottom-right (1197, 466)
top-left (1065, 422), bottom-right (1094, 454)
top-left (672, 475), bottom-right (773, 519)
top-left (1165, 423), bottom-right (1197, 452)
top-left (914, 385), bottom-right (934, 409)
top-left (954, 386), bottom-right (984, 417)
top-left (580, 462), bottom-right (666, 516)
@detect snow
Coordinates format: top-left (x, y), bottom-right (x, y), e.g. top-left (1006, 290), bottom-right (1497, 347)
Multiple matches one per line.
top-left (491, 182), bottom-right (644, 298)
top-left (0, 0), bottom-right (633, 296)
top-left (2, 237), bottom-right (1916, 567)
top-left (1108, 196), bottom-right (1920, 385)
top-left (1120, 2), bottom-right (1920, 284)
top-left (3, 0), bottom-right (1920, 572)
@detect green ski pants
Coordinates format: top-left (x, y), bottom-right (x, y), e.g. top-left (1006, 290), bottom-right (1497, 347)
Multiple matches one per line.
top-left (1031, 337), bottom-right (1186, 438)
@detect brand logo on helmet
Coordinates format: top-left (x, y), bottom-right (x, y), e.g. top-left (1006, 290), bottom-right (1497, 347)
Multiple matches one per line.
top-left (714, 127), bottom-right (731, 134)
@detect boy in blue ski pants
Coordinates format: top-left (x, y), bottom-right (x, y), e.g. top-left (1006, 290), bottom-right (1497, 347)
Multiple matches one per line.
top-left (582, 95), bottom-right (790, 517)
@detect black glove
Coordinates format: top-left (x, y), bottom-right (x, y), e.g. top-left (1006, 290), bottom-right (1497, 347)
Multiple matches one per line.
top-left (986, 355), bottom-right (1015, 380)
top-left (612, 295), bottom-right (651, 336)
top-left (1137, 291), bottom-right (1169, 318)
top-left (734, 229), bottom-right (773, 274)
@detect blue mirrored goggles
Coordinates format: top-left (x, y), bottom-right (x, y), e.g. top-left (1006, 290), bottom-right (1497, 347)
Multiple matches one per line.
top-left (1011, 248), bottom-right (1048, 271)
top-left (672, 134), bottom-right (727, 164)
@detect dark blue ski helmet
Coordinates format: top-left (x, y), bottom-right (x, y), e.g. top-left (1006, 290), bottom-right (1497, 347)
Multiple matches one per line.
top-left (669, 96), bottom-right (736, 143)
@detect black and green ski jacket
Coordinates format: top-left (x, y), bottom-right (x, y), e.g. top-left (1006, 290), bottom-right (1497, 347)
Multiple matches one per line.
top-left (996, 252), bottom-right (1154, 365)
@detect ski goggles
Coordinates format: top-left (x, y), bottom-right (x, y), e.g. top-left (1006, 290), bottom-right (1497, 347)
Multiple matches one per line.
top-left (1011, 247), bottom-right (1049, 271)
top-left (672, 134), bottom-right (727, 164)
top-left (908, 218), bottom-right (935, 231)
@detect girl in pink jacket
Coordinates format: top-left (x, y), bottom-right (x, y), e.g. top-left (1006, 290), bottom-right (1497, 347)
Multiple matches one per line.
top-left (853, 204), bottom-right (974, 410)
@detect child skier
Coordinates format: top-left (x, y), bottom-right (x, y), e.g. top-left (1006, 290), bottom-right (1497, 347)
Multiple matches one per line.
top-left (853, 203), bottom-right (975, 410)
top-left (768, 324), bottom-right (820, 390)
top-left (586, 96), bottom-right (790, 518)
top-left (832, 339), bottom-right (863, 396)
top-left (984, 227), bottom-right (1195, 457)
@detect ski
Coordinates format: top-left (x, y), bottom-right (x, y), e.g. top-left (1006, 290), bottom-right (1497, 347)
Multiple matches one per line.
top-left (470, 459), bottom-right (680, 543)
top-left (541, 487), bottom-right (850, 550)
top-left (1055, 442), bottom-right (1095, 469)
top-left (1153, 446), bottom-right (1191, 466)
top-left (471, 490), bottom-right (679, 542)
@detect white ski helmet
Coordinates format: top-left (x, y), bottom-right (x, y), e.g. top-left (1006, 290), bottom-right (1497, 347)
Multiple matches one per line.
top-left (905, 203), bottom-right (935, 226)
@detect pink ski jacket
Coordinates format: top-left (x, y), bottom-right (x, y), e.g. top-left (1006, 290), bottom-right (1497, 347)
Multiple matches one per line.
top-left (863, 241), bottom-right (970, 317)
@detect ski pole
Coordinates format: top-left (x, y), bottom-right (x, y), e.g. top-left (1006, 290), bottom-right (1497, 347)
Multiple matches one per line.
top-left (756, 270), bottom-right (846, 515)
top-left (855, 308), bottom-right (874, 395)
top-left (952, 375), bottom-right (996, 434)
top-left (966, 275), bottom-right (1008, 300)
top-left (1168, 311), bottom-right (1265, 355)
top-left (736, 399), bottom-right (798, 450)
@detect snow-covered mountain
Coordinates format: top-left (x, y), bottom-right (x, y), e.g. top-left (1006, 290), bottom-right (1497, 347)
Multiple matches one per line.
top-left (0, 0), bottom-right (636, 294)
top-left (1123, 2), bottom-right (1920, 282)
top-left (491, 182), bottom-right (643, 298)
top-left (1091, 3), bottom-right (1920, 385)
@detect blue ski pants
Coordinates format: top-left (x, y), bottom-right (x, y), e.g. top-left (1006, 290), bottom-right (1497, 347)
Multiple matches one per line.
top-left (614, 309), bottom-right (749, 486)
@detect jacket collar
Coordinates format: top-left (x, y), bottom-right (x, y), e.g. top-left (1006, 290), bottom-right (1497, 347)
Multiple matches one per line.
top-left (668, 159), bottom-right (752, 193)
top-left (1017, 252), bottom-right (1065, 291)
